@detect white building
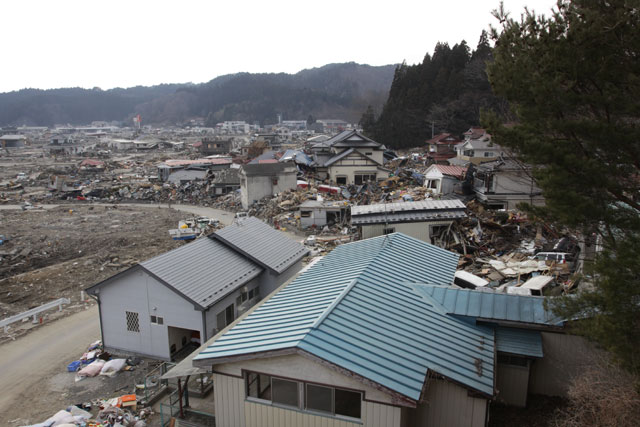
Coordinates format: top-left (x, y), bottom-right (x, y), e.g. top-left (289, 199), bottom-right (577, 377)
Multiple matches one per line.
top-left (311, 130), bottom-right (389, 185)
top-left (351, 199), bottom-right (467, 243)
top-left (424, 164), bottom-right (468, 195)
top-left (86, 218), bottom-right (308, 360)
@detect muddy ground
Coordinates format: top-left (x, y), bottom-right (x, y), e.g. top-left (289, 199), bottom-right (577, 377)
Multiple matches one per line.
top-left (0, 204), bottom-right (187, 342)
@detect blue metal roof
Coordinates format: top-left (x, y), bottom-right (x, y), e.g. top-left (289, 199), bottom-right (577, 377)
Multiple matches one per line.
top-left (195, 233), bottom-right (496, 399)
top-left (413, 284), bottom-right (563, 326)
top-left (495, 327), bottom-right (543, 358)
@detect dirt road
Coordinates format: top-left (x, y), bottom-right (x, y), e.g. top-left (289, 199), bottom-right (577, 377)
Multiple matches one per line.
top-left (0, 305), bottom-right (99, 425)
top-left (0, 202), bottom-right (236, 225)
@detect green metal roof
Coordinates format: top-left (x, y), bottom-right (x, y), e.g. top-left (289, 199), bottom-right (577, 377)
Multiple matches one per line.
top-left (195, 233), bottom-right (496, 400)
top-left (495, 327), bottom-right (543, 358)
top-left (412, 284), bottom-right (563, 326)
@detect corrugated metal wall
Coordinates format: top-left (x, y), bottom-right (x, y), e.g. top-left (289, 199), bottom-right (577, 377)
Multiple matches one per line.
top-left (409, 379), bottom-right (486, 427)
top-left (214, 373), bottom-right (246, 427)
top-left (496, 363), bottom-right (530, 407)
top-left (529, 332), bottom-right (602, 397)
top-left (214, 374), bottom-right (402, 427)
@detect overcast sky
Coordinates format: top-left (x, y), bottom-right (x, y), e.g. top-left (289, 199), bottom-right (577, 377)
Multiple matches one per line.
top-left (1, 0), bottom-right (557, 93)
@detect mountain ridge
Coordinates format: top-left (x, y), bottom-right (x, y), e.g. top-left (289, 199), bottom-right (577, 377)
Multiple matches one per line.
top-left (0, 62), bottom-right (396, 127)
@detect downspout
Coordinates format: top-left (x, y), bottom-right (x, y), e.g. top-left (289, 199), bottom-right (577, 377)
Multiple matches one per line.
top-left (88, 292), bottom-right (105, 349)
top-left (202, 309), bottom-right (207, 341)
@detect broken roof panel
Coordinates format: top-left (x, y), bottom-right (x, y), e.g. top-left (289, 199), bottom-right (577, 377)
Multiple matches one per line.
top-left (212, 217), bottom-right (308, 274)
top-left (140, 237), bottom-right (263, 309)
top-left (195, 234), bottom-right (496, 400)
top-left (413, 284), bottom-right (562, 326)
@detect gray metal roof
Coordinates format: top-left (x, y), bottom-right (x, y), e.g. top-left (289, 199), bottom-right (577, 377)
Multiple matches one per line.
top-left (212, 217), bottom-right (309, 274)
top-left (141, 237), bottom-right (263, 309)
top-left (351, 200), bottom-right (467, 225)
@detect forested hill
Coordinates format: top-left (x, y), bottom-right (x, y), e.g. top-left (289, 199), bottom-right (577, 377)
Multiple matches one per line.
top-left (0, 63), bottom-right (396, 127)
top-left (363, 32), bottom-right (504, 149)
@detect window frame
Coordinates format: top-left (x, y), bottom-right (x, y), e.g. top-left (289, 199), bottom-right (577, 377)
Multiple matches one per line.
top-left (244, 370), bottom-right (362, 421)
top-left (125, 311), bottom-right (140, 333)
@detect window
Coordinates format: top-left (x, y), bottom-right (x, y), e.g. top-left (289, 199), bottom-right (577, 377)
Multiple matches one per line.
top-left (300, 210), bottom-right (311, 218)
top-left (272, 378), bottom-right (299, 407)
top-left (336, 176), bottom-right (347, 185)
top-left (464, 150), bottom-right (475, 157)
top-left (306, 384), bottom-right (332, 413)
top-left (150, 315), bottom-right (164, 325)
top-left (365, 152), bottom-right (373, 156)
top-left (334, 388), bottom-right (361, 419)
top-left (354, 174), bottom-right (376, 185)
top-left (247, 372), bottom-right (272, 400)
top-left (383, 227), bottom-right (395, 235)
top-left (216, 303), bottom-right (235, 330)
top-left (484, 151), bottom-right (495, 157)
top-left (249, 288), bottom-right (259, 300)
top-left (498, 354), bottom-right (529, 367)
top-left (245, 371), bottom-right (362, 420)
top-left (126, 311), bottom-right (139, 332)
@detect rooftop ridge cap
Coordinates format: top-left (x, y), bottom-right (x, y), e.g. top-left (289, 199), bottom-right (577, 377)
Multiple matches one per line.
top-left (311, 278), bottom-right (358, 330)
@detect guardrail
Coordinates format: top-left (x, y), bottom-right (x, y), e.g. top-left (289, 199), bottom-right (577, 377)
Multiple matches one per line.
top-left (1, 298), bottom-right (70, 332)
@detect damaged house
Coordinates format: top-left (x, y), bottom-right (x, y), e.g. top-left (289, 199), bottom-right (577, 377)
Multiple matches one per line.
top-left (298, 199), bottom-right (350, 228)
top-left (157, 158), bottom-right (233, 184)
top-left (473, 157), bottom-right (544, 210)
top-left (351, 199), bottom-right (467, 244)
top-left (86, 217), bottom-right (308, 360)
top-left (423, 164), bottom-right (468, 196)
top-left (425, 133), bottom-right (461, 163)
top-left (311, 130), bottom-right (389, 185)
top-left (239, 162), bottom-right (297, 210)
top-left (457, 128), bottom-right (505, 165)
top-left (188, 233), bottom-right (594, 427)
top-left (197, 138), bottom-right (233, 156)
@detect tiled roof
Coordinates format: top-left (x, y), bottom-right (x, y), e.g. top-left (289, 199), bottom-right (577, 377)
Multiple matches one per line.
top-left (433, 164), bottom-right (468, 179)
top-left (195, 233), bottom-right (497, 399)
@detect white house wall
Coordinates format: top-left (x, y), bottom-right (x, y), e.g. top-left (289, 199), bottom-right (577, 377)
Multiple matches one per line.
top-left (212, 353), bottom-right (403, 427)
top-left (241, 173), bottom-right (297, 209)
top-left (97, 269), bottom-right (203, 360)
top-left (204, 276), bottom-right (262, 338)
top-left (203, 262), bottom-right (303, 338)
top-left (408, 379), bottom-right (487, 427)
top-left (261, 260), bottom-right (303, 296)
top-left (327, 153), bottom-right (385, 185)
top-left (360, 221), bottom-right (452, 243)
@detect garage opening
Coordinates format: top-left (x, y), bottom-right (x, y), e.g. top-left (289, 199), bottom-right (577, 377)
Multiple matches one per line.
top-left (168, 326), bottom-right (201, 361)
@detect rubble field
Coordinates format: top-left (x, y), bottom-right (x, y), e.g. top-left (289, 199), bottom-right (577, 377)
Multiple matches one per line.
top-left (0, 204), bottom-right (186, 341)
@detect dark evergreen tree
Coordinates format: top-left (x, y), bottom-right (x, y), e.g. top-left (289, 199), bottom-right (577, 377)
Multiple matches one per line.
top-left (371, 36), bottom-right (500, 149)
top-left (358, 105), bottom-right (377, 136)
top-left (306, 114), bottom-right (316, 126)
top-left (484, 0), bottom-right (640, 373)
